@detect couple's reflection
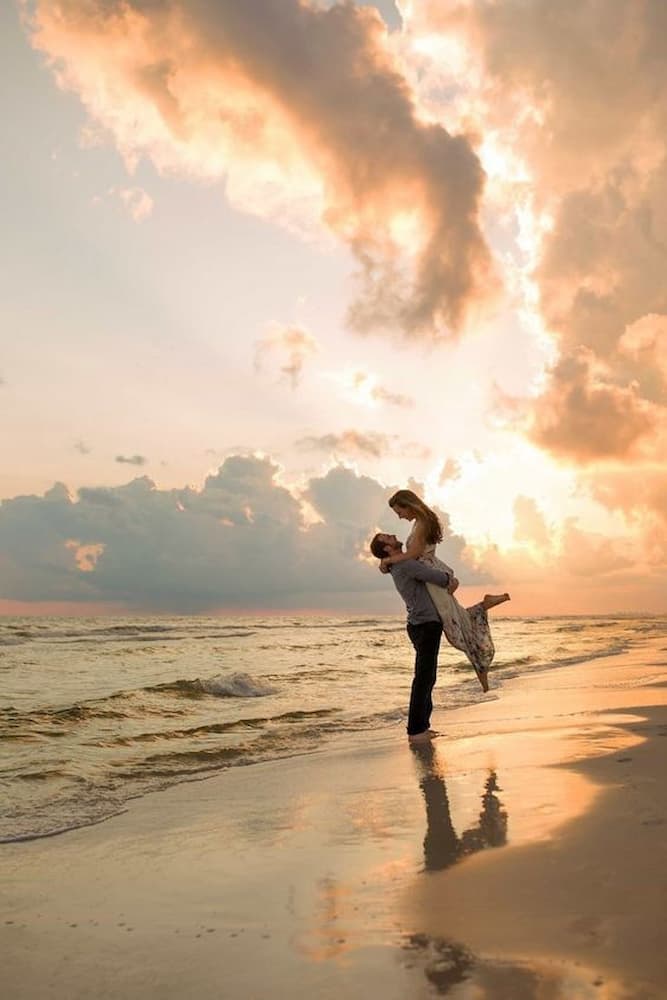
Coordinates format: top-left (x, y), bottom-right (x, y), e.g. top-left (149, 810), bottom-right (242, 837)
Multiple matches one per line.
top-left (411, 742), bottom-right (508, 871)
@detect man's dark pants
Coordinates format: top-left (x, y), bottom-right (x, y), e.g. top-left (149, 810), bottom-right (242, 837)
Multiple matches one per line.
top-left (406, 620), bottom-right (442, 735)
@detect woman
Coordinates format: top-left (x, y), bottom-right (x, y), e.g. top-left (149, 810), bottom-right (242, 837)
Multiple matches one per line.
top-left (381, 489), bottom-right (510, 692)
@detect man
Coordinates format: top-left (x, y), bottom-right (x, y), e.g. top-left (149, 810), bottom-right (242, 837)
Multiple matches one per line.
top-left (370, 531), bottom-right (455, 743)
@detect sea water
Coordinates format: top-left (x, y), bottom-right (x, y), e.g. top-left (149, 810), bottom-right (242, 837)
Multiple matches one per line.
top-left (1, 614), bottom-right (665, 842)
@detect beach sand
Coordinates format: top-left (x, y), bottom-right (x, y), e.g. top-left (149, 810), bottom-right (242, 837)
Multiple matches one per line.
top-left (3, 637), bottom-right (667, 999)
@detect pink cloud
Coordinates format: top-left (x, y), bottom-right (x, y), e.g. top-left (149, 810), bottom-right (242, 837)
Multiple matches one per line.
top-left (28, 0), bottom-right (494, 338)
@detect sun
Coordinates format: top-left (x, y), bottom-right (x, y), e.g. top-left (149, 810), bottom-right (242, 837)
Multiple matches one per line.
top-left (425, 441), bottom-right (575, 553)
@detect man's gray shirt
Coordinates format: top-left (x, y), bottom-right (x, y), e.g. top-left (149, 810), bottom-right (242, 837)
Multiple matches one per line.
top-left (388, 560), bottom-right (451, 625)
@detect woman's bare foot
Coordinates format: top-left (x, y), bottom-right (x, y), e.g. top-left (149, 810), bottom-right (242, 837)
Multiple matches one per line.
top-left (482, 592), bottom-right (510, 611)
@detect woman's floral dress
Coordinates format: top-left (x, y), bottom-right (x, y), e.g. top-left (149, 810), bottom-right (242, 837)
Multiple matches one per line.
top-left (408, 528), bottom-right (495, 681)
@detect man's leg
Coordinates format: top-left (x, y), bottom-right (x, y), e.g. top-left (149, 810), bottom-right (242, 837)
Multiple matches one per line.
top-left (406, 621), bottom-right (442, 736)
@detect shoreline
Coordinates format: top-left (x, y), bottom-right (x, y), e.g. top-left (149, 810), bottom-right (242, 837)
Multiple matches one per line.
top-left (0, 618), bottom-right (648, 843)
top-left (3, 637), bottom-right (667, 998)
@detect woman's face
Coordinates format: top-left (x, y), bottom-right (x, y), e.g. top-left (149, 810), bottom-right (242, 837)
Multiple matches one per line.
top-left (392, 503), bottom-right (415, 521)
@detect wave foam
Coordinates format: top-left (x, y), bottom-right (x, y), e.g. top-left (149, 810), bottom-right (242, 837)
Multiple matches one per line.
top-left (200, 672), bottom-right (277, 698)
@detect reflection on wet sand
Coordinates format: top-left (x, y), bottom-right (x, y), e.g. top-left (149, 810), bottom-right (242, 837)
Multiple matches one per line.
top-left (401, 932), bottom-right (619, 999)
top-left (403, 745), bottom-right (622, 997)
top-left (410, 741), bottom-right (508, 872)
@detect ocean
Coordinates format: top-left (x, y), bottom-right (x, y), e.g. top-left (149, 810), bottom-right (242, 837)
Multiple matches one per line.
top-left (1, 614), bottom-right (665, 843)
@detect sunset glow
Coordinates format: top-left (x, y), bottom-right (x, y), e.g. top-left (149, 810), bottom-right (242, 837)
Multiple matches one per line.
top-left (2, 0), bottom-right (666, 615)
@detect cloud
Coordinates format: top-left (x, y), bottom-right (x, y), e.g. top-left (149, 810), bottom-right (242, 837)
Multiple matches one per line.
top-left (583, 463), bottom-right (667, 569)
top-left (438, 458), bottom-right (461, 485)
top-left (303, 467), bottom-right (475, 580)
top-left (364, 1), bottom-right (403, 32)
top-left (297, 430), bottom-right (431, 461)
top-left (530, 349), bottom-right (656, 462)
top-left (351, 371), bottom-right (414, 407)
top-left (512, 495), bottom-right (550, 549)
top-left (587, 465), bottom-right (667, 527)
top-left (116, 186), bottom-right (153, 222)
top-left (406, 0), bottom-right (667, 463)
top-left (0, 455), bottom-right (487, 610)
top-left (27, 0), bottom-right (493, 338)
top-left (618, 314), bottom-right (667, 403)
top-left (115, 454), bottom-right (147, 466)
top-left (4, 456), bottom-right (663, 612)
top-left (470, 493), bottom-right (643, 611)
top-left (254, 322), bottom-right (318, 388)
top-left (559, 520), bottom-right (635, 578)
top-left (92, 185), bottom-right (154, 221)
top-left (297, 430), bottom-right (392, 459)
top-left (64, 539), bottom-right (105, 572)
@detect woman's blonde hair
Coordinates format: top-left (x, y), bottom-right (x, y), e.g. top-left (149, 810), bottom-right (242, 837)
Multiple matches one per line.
top-left (388, 489), bottom-right (443, 545)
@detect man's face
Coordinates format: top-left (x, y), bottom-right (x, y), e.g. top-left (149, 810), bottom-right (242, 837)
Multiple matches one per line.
top-left (376, 533), bottom-right (402, 556)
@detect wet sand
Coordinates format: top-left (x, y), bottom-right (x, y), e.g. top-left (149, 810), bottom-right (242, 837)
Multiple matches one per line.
top-left (2, 637), bottom-right (667, 999)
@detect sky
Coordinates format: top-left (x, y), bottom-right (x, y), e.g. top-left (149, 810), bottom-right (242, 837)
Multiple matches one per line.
top-left (1, 0), bottom-right (666, 616)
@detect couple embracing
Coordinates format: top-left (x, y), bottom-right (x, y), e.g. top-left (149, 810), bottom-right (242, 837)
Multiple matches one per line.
top-left (370, 490), bottom-right (510, 744)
